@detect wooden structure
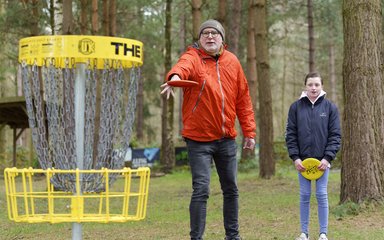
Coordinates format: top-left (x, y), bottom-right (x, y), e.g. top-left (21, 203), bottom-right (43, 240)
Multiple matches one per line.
top-left (0, 96), bottom-right (29, 166)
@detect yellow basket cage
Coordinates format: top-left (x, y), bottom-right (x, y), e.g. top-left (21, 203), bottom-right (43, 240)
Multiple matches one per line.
top-left (4, 167), bottom-right (150, 223)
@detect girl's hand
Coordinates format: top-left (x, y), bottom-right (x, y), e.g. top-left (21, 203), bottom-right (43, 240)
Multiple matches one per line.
top-left (294, 159), bottom-right (306, 172)
top-left (318, 159), bottom-right (330, 171)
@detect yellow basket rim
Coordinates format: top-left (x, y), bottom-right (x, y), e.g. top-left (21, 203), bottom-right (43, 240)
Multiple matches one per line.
top-left (19, 35), bottom-right (143, 69)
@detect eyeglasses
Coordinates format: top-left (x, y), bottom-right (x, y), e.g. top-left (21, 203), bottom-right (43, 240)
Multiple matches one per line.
top-left (201, 31), bottom-right (219, 38)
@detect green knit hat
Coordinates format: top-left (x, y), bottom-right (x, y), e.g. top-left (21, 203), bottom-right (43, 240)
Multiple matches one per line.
top-left (198, 19), bottom-right (225, 41)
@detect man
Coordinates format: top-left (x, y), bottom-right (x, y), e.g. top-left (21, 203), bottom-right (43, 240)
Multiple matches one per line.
top-left (161, 19), bottom-right (256, 240)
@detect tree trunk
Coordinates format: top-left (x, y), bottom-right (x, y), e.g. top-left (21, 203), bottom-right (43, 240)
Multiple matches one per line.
top-left (217, 0), bottom-right (226, 26)
top-left (80, 0), bottom-right (87, 34)
top-left (62, 0), bottom-right (73, 34)
top-left (191, 0), bottom-right (202, 42)
top-left (242, 0), bottom-right (257, 160)
top-left (102, 0), bottom-right (109, 36)
top-left (161, 0), bottom-right (175, 173)
top-left (341, 0), bottom-right (384, 203)
top-left (307, 0), bottom-right (315, 72)
top-left (328, 33), bottom-right (337, 104)
top-left (109, 0), bottom-right (116, 36)
top-left (327, 13), bottom-right (338, 105)
top-left (49, 0), bottom-right (55, 35)
top-left (178, 0), bottom-right (187, 137)
top-left (227, 0), bottom-right (241, 55)
top-left (136, 2), bottom-right (144, 141)
top-left (0, 106), bottom-right (5, 165)
top-left (136, 77), bottom-right (144, 141)
top-left (280, 0), bottom-right (288, 137)
top-left (24, 0), bottom-right (40, 167)
top-left (31, 0), bottom-right (39, 36)
top-left (254, 0), bottom-right (274, 179)
top-left (91, 0), bottom-right (99, 35)
top-left (91, 0), bottom-right (101, 166)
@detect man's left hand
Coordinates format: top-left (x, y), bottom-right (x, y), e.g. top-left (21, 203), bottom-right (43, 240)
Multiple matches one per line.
top-left (243, 137), bottom-right (256, 150)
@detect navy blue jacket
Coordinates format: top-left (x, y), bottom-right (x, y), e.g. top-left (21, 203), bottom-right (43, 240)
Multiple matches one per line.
top-left (285, 94), bottom-right (341, 162)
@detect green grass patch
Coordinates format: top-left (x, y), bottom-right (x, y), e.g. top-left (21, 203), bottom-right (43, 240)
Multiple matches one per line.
top-left (1, 165), bottom-right (384, 239)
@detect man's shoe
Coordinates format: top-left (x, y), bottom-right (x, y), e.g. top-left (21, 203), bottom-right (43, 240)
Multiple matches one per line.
top-left (295, 233), bottom-right (309, 240)
top-left (318, 233), bottom-right (328, 240)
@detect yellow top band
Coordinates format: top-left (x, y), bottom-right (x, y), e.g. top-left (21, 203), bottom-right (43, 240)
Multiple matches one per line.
top-left (19, 35), bottom-right (143, 69)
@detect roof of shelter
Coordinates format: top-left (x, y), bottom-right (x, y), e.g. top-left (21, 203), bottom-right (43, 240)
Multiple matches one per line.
top-left (0, 96), bottom-right (29, 129)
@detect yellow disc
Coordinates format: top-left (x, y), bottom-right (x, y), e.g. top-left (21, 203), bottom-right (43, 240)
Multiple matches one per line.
top-left (19, 35), bottom-right (143, 69)
top-left (301, 158), bottom-right (324, 180)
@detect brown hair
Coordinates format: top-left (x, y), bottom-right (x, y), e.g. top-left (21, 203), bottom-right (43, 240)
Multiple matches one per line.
top-left (304, 72), bottom-right (323, 85)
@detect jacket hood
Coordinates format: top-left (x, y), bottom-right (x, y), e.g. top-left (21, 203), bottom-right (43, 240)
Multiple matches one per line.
top-left (299, 90), bottom-right (327, 104)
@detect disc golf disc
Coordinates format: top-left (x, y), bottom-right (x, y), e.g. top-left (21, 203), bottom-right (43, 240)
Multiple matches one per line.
top-left (167, 80), bottom-right (198, 88)
top-left (301, 158), bottom-right (324, 180)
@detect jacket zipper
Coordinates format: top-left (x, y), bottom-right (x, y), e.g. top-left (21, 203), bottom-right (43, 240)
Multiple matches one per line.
top-left (216, 60), bottom-right (226, 137)
top-left (311, 103), bottom-right (315, 153)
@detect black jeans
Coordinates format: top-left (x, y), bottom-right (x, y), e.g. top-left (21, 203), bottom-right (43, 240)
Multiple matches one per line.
top-left (186, 138), bottom-right (240, 240)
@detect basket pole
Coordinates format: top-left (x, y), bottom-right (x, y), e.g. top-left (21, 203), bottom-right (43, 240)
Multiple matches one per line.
top-left (72, 62), bottom-right (86, 240)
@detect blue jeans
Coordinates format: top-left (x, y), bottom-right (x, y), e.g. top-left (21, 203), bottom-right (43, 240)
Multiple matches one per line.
top-left (186, 138), bottom-right (240, 240)
top-left (298, 168), bottom-right (329, 236)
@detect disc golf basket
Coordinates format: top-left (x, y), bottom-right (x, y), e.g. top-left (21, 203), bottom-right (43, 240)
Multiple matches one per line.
top-left (4, 35), bottom-right (150, 238)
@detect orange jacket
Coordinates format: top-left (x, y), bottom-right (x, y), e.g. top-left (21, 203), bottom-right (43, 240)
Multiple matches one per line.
top-left (166, 44), bottom-right (256, 142)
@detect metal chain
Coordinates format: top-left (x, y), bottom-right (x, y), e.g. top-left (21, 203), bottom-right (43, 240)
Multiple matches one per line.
top-left (21, 58), bottom-right (140, 192)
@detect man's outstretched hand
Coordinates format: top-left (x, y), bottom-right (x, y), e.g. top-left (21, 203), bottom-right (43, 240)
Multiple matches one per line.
top-left (160, 82), bottom-right (175, 99)
top-left (160, 75), bottom-right (181, 99)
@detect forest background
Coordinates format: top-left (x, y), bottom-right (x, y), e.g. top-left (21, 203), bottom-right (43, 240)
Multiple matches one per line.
top-left (0, 0), bottom-right (383, 205)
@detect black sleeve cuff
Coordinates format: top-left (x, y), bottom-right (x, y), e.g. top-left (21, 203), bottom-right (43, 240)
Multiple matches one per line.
top-left (323, 155), bottom-right (332, 162)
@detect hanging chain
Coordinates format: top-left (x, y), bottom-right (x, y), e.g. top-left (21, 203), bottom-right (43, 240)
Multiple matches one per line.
top-left (21, 58), bottom-right (140, 192)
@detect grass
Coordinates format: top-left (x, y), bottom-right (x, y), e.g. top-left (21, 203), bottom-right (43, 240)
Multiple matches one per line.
top-left (1, 164), bottom-right (384, 240)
